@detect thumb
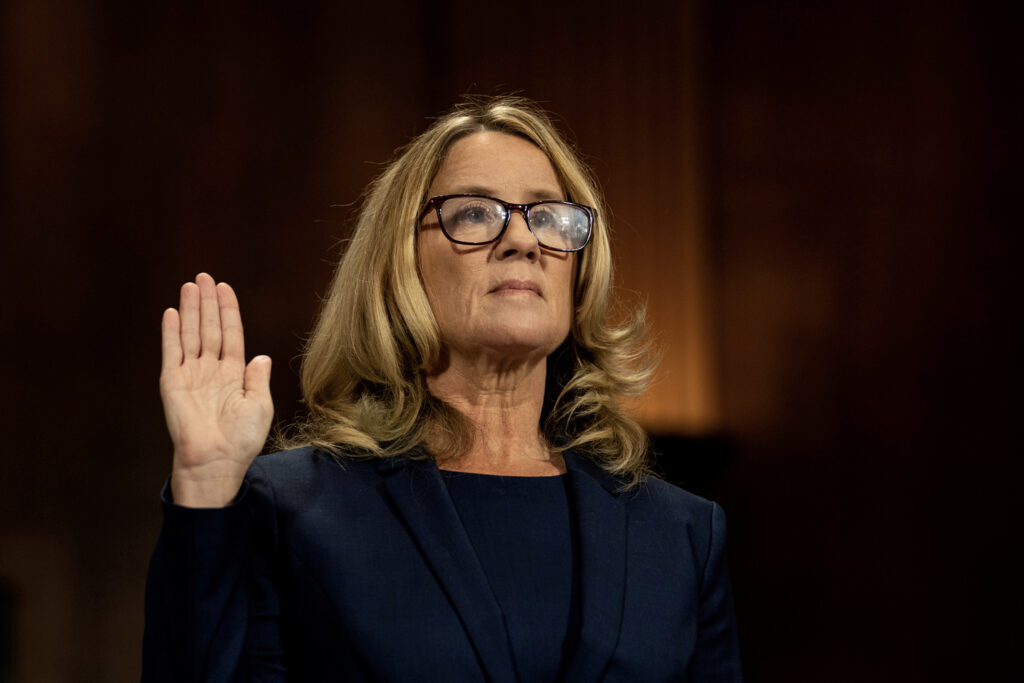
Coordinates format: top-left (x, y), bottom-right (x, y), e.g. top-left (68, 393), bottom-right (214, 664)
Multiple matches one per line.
top-left (244, 355), bottom-right (273, 405)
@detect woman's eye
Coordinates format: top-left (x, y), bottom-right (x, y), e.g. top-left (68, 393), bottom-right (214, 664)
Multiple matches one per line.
top-left (531, 207), bottom-right (557, 229)
top-left (454, 204), bottom-right (493, 224)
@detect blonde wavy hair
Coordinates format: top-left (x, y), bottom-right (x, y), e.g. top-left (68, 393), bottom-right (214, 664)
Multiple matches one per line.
top-left (283, 96), bottom-right (654, 485)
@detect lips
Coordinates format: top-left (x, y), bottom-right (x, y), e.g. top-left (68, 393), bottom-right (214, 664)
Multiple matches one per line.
top-left (490, 279), bottom-right (542, 296)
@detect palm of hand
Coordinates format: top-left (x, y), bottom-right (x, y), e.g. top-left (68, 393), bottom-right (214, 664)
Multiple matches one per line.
top-left (162, 355), bottom-right (270, 469)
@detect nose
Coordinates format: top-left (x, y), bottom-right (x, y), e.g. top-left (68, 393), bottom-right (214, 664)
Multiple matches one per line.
top-left (495, 209), bottom-right (539, 260)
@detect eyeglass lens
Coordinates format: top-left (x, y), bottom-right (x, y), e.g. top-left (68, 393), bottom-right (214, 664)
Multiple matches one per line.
top-left (439, 196), bottom-right (591, 251)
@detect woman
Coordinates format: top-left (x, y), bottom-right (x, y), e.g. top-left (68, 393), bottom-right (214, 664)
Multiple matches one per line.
top-left (143, 97), bottom-right (742, 681)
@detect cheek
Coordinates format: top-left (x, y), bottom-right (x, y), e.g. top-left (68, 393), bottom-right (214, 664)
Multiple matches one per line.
top-left (555, 258), bottom-right (577, 317)
top-left (417, 236), bottom-right (450, 306)
top-left (418, 243), bottom-right (475, 322)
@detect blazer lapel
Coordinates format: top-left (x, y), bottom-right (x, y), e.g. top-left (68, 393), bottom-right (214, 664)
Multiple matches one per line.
top-left (563, 452), bottom-right (629, 682)
top-left (378, 456), bottom-right (517, 683)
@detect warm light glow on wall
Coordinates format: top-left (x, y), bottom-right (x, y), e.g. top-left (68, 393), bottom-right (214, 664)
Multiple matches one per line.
top-left (614, 3), bottom-right (719, 436)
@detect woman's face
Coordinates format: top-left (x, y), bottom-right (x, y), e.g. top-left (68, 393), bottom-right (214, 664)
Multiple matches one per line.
top-left (418, 132), bottom-right (575, 367)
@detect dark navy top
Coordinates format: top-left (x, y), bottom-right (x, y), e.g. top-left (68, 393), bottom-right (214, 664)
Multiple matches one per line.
top-left (441, 471), bottom-right (581, 682)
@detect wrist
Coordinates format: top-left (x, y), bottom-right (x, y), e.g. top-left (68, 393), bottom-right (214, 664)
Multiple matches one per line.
top-left (170, 460), bottom-right (249, 508)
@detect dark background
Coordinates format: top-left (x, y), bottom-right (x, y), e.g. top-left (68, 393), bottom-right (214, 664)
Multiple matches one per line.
top-left (1, 1), bottom-right (1019, 681)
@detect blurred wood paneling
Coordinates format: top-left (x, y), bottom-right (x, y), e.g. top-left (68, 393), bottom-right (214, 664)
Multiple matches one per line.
top-left (708, 3), bottom-right (1019, 681)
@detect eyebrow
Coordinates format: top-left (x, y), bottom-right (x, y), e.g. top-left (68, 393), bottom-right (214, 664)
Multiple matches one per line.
top-left (452, 186), bottom-right (564, 202)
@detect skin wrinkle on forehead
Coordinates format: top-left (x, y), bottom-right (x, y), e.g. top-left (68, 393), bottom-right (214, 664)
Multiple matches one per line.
top-left (432, 135), bottom-right (565, 205)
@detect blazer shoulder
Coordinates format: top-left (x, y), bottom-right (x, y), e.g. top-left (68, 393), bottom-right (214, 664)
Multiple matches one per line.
top-left (627, 474), bottom-right (724, 531)
top-left (634, 474), bottom-right (717, 509)
top-left (247, 447), bottom-right (388, 501)
top-left (565, 450), bottom-right (722, 524)
top-left (252, 445), bottom-right (385, 472)
top-left (254, 445), bottom-right (330, 470)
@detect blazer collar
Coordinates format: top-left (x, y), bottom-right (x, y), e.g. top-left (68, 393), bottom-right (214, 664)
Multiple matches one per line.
top-left (562, 451), bottom-right (629, 682)
top-left (378, 453), bottom-right (517, 683)
top-left (377, 450), bottom-right (629, 683)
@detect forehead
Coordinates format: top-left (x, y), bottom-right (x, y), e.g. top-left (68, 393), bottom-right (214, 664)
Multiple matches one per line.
top-left (428, 131), bottom-right (563, 201)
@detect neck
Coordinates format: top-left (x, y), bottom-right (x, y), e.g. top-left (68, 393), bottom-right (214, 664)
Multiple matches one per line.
top-left (425, 351), bottom-right (564, 476)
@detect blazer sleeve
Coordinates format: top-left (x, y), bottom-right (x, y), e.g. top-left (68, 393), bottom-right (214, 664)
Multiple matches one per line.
top-left (141, 462), bottom-right (287, 682)
top-left (689, 501), bottom-right (744, 682)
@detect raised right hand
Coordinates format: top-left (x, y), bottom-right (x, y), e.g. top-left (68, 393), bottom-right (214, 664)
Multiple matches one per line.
top-left (160, 273), bottom-right (274, 507)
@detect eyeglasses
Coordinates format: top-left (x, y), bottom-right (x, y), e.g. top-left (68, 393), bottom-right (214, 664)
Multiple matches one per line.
top-left (420, 194), bottom-right (594, 252)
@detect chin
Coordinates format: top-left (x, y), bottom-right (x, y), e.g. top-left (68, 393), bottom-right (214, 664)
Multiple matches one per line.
top-left (479, 327), bottom-right (566, 360)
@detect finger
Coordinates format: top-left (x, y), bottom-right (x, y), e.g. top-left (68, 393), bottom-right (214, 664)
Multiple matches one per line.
top-left (244, 355), bottom-right (274, 410)
top-left (161, 308), bottom-right (183, 370)
top-left (217, 282), bottom-right (245, 363)
top-left (197, 273), bottom-right (222, 358)
top-left (179, 282), bottom-right (201, 358)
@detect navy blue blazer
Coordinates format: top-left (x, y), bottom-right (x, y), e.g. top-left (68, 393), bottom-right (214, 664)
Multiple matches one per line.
top-left (143, 447), bottom-right (742, 681)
